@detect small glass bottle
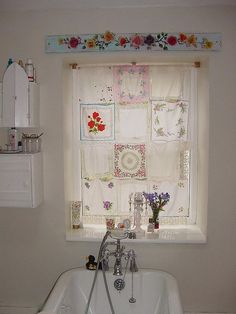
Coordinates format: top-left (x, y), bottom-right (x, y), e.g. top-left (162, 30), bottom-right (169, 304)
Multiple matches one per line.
top-left (25, 58), bottom-right (34, 82)
top-left (8, 128), bottom-right (18, 151)
top-left (147, 218), bottom-right (154, 233)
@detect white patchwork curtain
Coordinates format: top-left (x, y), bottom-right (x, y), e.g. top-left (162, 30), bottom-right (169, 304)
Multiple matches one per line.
top-left (72, 64), bottom-right (196, 224)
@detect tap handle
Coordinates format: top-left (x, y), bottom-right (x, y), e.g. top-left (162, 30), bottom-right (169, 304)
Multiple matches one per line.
top-left (128, 249), bottom-right (136, 258)
top-left (130, 258), bottom-right (138, 272)
top-left (127, 231), bottom-right (136, 239)
top-left (102, 259), bottom-right (109, 271)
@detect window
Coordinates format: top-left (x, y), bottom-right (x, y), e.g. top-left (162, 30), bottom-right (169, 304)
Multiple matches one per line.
top-left (69, 63), bottom-right (199, 231)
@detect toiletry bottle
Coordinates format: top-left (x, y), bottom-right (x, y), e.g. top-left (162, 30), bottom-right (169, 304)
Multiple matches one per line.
top-left (147, 218), bottom-right (154, 233)
top-left (18, 60), bottom-right (24, 69)
top-left (25, 58), bottom-right (34, 82)
top-left (18, 141), bottom-right (22, 152)
top-left (8, 128), bottom-right (18, 151)
top-left (7, 58), bottom-right (13, 68)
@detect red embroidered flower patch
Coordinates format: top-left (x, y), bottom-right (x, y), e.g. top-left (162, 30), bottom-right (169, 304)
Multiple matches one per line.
top-left (88, 112), bottom-right (106, 134)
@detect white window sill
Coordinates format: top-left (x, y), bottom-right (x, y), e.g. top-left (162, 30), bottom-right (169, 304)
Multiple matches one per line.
top-left (66, 224), bottom-right (206, 244)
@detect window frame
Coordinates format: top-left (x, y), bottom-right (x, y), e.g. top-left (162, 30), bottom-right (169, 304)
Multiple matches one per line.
top-left (63, 59), bottom-right (208, 243)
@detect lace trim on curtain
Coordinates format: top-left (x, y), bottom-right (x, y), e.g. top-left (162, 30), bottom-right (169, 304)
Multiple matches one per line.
top-left (82, 215), bottom-right (188, 225)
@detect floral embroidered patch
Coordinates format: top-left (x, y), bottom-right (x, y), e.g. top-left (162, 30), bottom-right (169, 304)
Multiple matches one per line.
top-left (82, 179), bottom-right (116, 215)
top-left (151, 100), bottom-right (189, 141)
top-left (103, 200), bottom-right (113, 211)
top-left (87, 111), bottom-right (106, 134)
top-left (114, 144), bottom-right (146, 178)
top-left (113, 66), bottom-right (149, 104)
top-left (148, 180), bottom-right (189, 217)
top-left (80, 104), bottom-right (115, 141)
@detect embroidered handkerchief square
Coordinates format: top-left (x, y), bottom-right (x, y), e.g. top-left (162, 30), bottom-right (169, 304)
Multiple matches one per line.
top-left (151, 100), bottom-right (189, 141)
top-left (148, 181), bottom-right (189, 217)
top-left (82, 179), bottom-right (116, 215)
top-left (114, 143), bottom-right (146, 178)
top-left (81, 143), bottom-right (113, 180)
top-left (148, 142), bottom-right (181, 181)
top-left (80, 104), bottom-right (115, 141)
top-left (117, 107), bottom-right (148, 141)
top-left (113, 65), bottom-right (149, 105)
top-left (117, 180), bottom-right (148, 213)
top-left (78, 66), bottom-right (114, 104)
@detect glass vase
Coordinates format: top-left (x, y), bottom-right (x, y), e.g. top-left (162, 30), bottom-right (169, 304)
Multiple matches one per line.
top-left (153, 217), bottom-right (159, 229)
top-left (152, 212), bottom-right (160, 229)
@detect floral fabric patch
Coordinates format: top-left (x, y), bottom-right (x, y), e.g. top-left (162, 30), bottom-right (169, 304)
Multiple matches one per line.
top-left (149, 181), bottom-right (189, 217)
top-left (114, 144), bottom-right (146, 178)
top-left (82, 179), bottom-right (116, 215)
top-left (80, 104), bottom-right (115, 141)
top-left (113, 66), bottom-right (149, 104)
top-left (151, 100), bottom-right (189, 141)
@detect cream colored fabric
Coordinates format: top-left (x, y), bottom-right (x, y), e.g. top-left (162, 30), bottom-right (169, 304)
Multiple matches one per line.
top-left (148, 142), bottom-right (181, 181)
top-left (149, 180), bottom-right (189, 217)
top-left (81, 143), bottom-right (113, 180)
top-left (150, 66), bottom-right (191, 101)
top-left (78, 66), bottom-right (114, 104)
top-left (117, 106), bottom-right (148, 141)
top-left (117, 180), bottom-right (148, 213)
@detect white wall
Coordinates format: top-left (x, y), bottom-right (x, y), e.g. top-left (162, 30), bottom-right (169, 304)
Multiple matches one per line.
top-left (0, 5), bottom-right (236, 313)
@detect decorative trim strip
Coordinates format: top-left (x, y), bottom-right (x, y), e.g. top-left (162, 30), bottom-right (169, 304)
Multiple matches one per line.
top-left (81, 214), bottom-right (188, 225)
top-left (46, 31), bottom-right (221, 53)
